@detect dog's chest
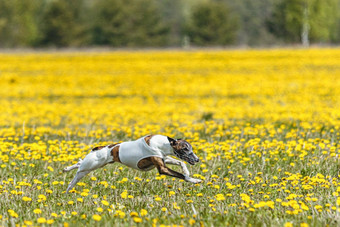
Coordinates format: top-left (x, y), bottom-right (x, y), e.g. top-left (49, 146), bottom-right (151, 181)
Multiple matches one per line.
top-left (118, 138), bottom-right (163, 170)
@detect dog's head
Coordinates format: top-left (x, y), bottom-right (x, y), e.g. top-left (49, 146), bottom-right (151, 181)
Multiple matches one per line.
top-left (167, 137), bottom-right (199, 165)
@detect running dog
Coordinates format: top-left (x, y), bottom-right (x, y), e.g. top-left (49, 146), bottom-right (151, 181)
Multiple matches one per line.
top-left (63, 135), bottom-right (202, 193)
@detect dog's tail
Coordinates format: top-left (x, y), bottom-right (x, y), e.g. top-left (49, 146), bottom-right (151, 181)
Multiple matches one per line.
top-left (63, 158), bottom-right (82, 172)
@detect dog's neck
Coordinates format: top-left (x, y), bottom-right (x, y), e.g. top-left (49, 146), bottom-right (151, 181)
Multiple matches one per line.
top-left (149, 135), bottom-right (174, 156)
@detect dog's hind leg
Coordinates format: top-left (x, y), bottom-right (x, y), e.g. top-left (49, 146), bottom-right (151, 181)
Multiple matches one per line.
top-left (63, 159), bottom-right (83, 172)
top-left (66, 170), bottom-right (91, 193)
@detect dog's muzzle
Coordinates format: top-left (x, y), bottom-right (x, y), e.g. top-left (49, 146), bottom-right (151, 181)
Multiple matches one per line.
top-left (175, 150), bottom-right (200, 165)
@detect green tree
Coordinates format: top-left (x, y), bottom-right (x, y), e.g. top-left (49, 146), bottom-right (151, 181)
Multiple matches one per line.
top-left (156, 0), bottom-right (184, 46)
top-left (0, 0), bottom-right (42, 47)
top-left (40, 0), bottom-right (75, 47)
top-left (92, 0), bottom-right (169, 47)
top-left (39, 0), bottom-right (91, 47)
top-left (267, 0), bottom-right (339, 45)
top-left (225, 0), bottom-right (276, 46)
top-left (186, 1), bottom-right (239, 46)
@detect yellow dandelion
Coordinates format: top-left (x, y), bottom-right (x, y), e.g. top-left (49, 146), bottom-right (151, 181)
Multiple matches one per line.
top-left (38, 194), bottom-right (46, 201)
top-left (97, 207), bottom-right (104, 212)
top-left (121, 177), bottom-right (128, 182)
top-left (22, 196), bottom-right (32, 202)
top-left (92, 214), bottom-right (102, 221)
top-left (8, 210), bottom-right (18, 218)
top-left (284, 222), bottom-right (293, 227)
top-left (189, 218), bottom-right (196, 225)
top-left (133, 217), bottom-right (142, 223)
top-left (24, 220), bottom-right (33, 226)
top-left (47, 219), bottom-right (54, 224)
top-left (33, 208), bottom-right (42, 214)
top-left (120, 191), bottom-right (128, 199)
top-left (37, 217), bottom-right (46, 223)
top-left (140, 209), bottom-right (148, 216)
top-left (101, 200), bottom-right (109, 206)
top-left (215, 194), bottom-right (226, 201)
top-left (81, 192), bottom-right (89, 197)
top-left (130, 211), bottom-right (138, 217)
top-left (173, 202), bottom-right (181, 210)
top-left (115, 210), bottom-right (125, 218)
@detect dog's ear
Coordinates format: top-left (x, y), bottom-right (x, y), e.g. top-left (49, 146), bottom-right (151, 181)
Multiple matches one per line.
top-left (167, 136), bottom-right (177, 146)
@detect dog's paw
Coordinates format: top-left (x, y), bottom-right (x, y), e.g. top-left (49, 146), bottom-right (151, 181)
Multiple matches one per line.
top-left (185, 176), bottom-right (202, 184)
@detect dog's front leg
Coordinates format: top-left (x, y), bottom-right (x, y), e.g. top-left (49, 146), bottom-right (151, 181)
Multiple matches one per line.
top-left (164, 156), bottom-right (190, 177)
top-left (150, 157), bottom-right (202, 184)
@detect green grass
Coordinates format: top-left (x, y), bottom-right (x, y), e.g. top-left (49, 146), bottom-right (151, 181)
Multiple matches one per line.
top-left (1, 126), bottom-right (340, 227)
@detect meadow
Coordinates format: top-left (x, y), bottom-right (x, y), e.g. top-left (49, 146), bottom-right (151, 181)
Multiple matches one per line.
top-left (1, 48), bottom-right (340, 226)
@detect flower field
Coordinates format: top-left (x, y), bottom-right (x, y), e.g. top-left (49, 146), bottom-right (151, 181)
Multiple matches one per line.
top-left (1, 48), bottom-right (340, 226)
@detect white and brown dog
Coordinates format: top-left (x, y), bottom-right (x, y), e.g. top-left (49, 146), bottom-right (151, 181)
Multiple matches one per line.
top-left (64, 135), bottom-right (202, 193)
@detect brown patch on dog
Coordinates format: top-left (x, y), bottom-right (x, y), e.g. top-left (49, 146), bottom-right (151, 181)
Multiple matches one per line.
top-left (137, 158), bottom-right (155, 170)
top-left (171, 139), bottom-right (187, 151)
top-left (110, 144), bottom-right (121, 163)
top-left (91, 146), bottom-right (106, 151)
top-left (144, 135), bottom-right (154, 145)
top-left (108, 144), bottom-right (118, 148)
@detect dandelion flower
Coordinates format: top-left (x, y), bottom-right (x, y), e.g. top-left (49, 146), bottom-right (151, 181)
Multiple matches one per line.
top-left (96, 207), bottom-right (104, 212)
top-left (81, 192), bottom-right (88, 197)
top-left (101, 200), bottom-right (109, 206)
top-left (140, 209), bottom-right (147, 216)
top-left (92, 214), bottom-right (102, 221)
top-left (33, 208), bottom-right (42, 214)
top-left (22, 196), bottom-right (32, 202)
top-left (24, 220), bottom-right (33, 225)
top-left (133, 217), bottom-right (142, 223)
top-left (37, 217), bottom-right (46, 223)
top-left (130, 211), bottom-right (138, 217)
top-left (284, 223), bottom-right (293, 227)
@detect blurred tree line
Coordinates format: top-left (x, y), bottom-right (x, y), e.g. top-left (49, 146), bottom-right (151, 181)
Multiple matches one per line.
top-left (0, 0), bottom-right (339, 48)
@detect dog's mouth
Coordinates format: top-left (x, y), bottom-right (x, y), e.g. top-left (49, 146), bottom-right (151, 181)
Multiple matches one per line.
top-left (174, 149), bottom-right (200, 165)
top-left (182, 155), bottom-right (200, 165)
top-left (187, 159), bottom-right (196, 165)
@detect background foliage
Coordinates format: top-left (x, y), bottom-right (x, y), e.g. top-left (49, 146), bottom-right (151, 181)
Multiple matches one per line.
top-left (0, 0), bottom-right (339, 48)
